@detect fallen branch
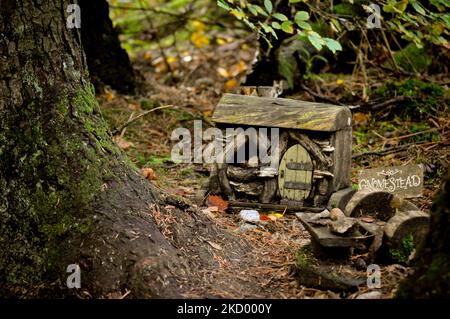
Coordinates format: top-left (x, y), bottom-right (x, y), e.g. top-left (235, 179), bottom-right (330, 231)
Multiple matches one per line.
top-left (369, 96), bottom-right (411, 111)
top-left (352, 140), bottom-right (429, 159)
top-left (112, 105), bottom-right (173, 135)
top-left (384, 128), bottom-right (440, 142)
top-left (300, 84), bottom-right (343, 106)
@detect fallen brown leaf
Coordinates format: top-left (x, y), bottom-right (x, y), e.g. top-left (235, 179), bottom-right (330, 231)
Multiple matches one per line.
top-left (141, 167), bottom-right (157, 180)
top-left (206, 241), bottom-right (222, 250)
top-left (206, 195), bottom-right (228, 213)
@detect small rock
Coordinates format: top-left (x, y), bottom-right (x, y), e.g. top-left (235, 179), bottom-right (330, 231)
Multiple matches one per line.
top-left (330, 208), bottom-right (345, 221)
top-left (239, 210), bottom-right (260, 223)
top-left (239, 223), bottom-right (258, 233)
top-left (329, 217), bottom-right (357, 234)
top-left (354, 258), bottom-right (367, 271)
top-left (356, 291), bottom-right (382, 299)
top-left (309, 209), bottom-right (330, 221)
top-left (360, 216), bottom-right (375, 223)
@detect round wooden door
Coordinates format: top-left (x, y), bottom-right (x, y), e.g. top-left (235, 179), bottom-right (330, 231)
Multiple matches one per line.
top-left (278, 144), bottom-right (313, 201)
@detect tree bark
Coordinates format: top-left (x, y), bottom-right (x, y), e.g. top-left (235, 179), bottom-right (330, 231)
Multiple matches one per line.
top-left (79, 0), bottom-right (140, 94)
top-left (0, 0), bottom-right (177, 297)
top-left (396, 170), bottom-right (450, 298)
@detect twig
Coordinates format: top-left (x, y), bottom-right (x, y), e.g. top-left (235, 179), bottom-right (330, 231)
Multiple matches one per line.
top-left (352, 140), bottom-right (431, 159)
top-left (300, 84), bottom-right (343, 105)
top-left (112, 105), bottom-right (173, 135)
top-left (120, 111), bottom-right (135, 138)
top-left (361, 96), bottom-right (411, 111)
top-left (385, 128), bottom-right (439, 141)
top-left (380, 28), bottom-right (400, 73)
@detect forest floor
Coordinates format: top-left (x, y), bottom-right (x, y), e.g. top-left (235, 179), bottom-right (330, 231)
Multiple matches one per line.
top-left (98, 30), bottom-right (449, 298)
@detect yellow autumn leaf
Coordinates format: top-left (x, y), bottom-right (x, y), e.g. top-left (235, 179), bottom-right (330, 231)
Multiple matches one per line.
top-left (230, 10), bottom-right (245, 20)
top-left (231, 60), bottom-right (247, 76)
top-left (191, 32), bottom-right (210, 48)
top-left (225, 79), bottom-right (238, 90)
top-left (217, 67), bottom-right (231, 78)
top-left (104, 89), bottom-right (115, 102)
top-left (192, 20), bottom-right (206, 32)
top-left (216, 38), bottom-right (227, 45)
top-left (143, 51), bottom-right (152, 62)
top-left (166, 56), bottom-right (178, 64)
top-left (268, 213), bottom-right (284, 221)
top-left (203, 110), bottom-right (213, 117)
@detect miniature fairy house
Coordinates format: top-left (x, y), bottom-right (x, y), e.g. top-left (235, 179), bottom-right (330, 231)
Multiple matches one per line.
top-left (208, 92), bottom-right (352, 207)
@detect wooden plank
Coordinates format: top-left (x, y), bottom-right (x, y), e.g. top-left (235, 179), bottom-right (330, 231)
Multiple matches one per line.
top-left (286, 162), bottom-right (314, 171)
top-left (213, 94), bottom-right (352, 132)
top-left (358, 164), bottom-right (424, 198)
top-left (278, 144), bottom-right (313, 200)
top-left (331, 127), bottom-right (352, 191)
top-left (284, 181), bottom-right (311, 190)
top-left (260, 178), bottom-right (278, 204)
top-left (294, 145), bottom-right (300, 201)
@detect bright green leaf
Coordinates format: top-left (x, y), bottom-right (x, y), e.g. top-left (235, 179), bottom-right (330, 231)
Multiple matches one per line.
top-left (273, 13), bottom-right (288, 21)
top-left (281, 21), bottom-right (294, 33)
top-left (272, 21), bottom-right (282, 29)
top-left (253, 4), bottom-right (269, 17)
top-left (296, 20), bottom-right (312, 30)
top-left (307, 31), bottom-right (323, 51)
top-left (217, 0), bottom-right (231, 11)
top-left (323, 37), bottom-right (342, 54)
top-left (264, 0), bottom-right (273, 14)
top-left (259, 22), bottom-right (278, 39)
top-left (411, 0), bottom-right (427, 15)
top-left (295, 11), bottom-right (310, 22)
top-left (249, 5), bottom-right (258, 16)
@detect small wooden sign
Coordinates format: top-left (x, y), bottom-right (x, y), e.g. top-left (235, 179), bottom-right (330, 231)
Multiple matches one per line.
top-left (358, 164), bottom-right (424, 198)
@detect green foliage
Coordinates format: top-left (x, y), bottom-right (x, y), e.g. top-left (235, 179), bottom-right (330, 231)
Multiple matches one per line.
top-left (392, 43), bottom-right (432, 73)
top-left (373, 79), bottom-right (448, 116)
top-left (382, 0), bottom-right (449, 48)
top-left (219, 0), bottom-right (448, 77)
top-left (140, 98), bottom-right (161, 110)
top-left (390, 233), bottom-right (415, 263)
top-left (217, 0), bottom-right (342, 54)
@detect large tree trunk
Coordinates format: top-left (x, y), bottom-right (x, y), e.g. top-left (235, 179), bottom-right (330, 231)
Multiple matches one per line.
top-left (79, 0), bottom-right (140, 94)
top-left (396, 170), bottom-right (450, 298)
top-left (0, 0), bottom-right (179, 297)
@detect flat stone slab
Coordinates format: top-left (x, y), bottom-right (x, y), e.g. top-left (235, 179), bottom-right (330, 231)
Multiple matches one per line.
top-left (296, 212), bottom-right (376, 248)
